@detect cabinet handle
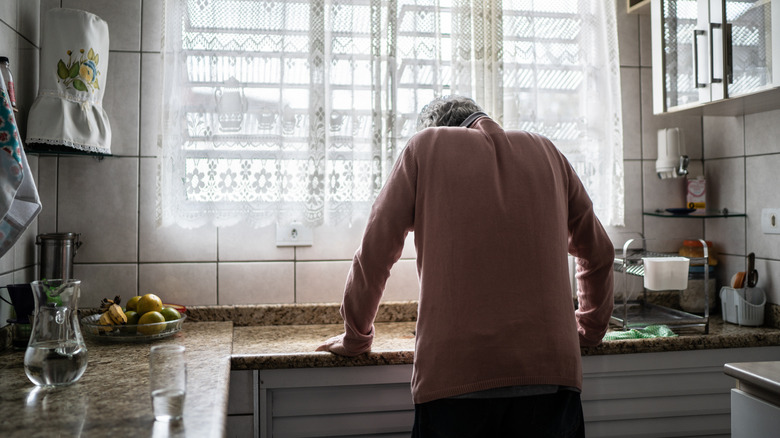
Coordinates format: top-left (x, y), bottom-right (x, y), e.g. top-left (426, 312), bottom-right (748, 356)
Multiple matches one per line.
top-left (725, 22), bottom-right (733, 85)
top-left (710, 23), bottom-right (723, 84)
top-left (693, 29), bottom-right (707, 89)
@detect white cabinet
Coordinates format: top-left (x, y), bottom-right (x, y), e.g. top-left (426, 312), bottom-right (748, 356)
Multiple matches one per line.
top-left (651, 0), bottom-right (780, 115)
top-left (227, 370), bottom-right (258, 438)
top-left (258, 365), bottom-right (414, 438)
top-left (232, 345), bottom-right (780, 438)
top-left (582, 346), bottom-right (780, 437)
top-left (731, 389), bottom-right (780, 437)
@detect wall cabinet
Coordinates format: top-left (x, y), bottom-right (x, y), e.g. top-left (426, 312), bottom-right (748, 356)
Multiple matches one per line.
top-left (651, 0), bottom-right (780, 116)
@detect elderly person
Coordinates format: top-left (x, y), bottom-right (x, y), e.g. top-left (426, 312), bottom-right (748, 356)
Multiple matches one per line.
top-left (318, 95), bottom-right (614, 437)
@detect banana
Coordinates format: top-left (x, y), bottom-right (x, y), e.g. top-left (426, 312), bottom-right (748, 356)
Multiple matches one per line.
top-left (98, 295), bottom-right (127, 326)
top-left (107, 303), bottom-right (127, 324)
top-left (97, 311), bottom-right (114, 332)
top-left (98, 311), bottom-right (113, 325)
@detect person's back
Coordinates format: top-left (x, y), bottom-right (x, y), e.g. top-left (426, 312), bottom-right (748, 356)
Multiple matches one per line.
top-left (407, 119), bottom-right (613, 403)
top-left (318, 96), bottom-right (614, 437)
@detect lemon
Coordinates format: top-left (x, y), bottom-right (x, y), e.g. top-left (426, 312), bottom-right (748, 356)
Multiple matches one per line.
top-left (125, 295), bottom-right (141, 312)
top-left (137, 311), bottom-right (166, 335)
top-left (160, 307), bottom-right (181, 322)
top-left (136, 293), bottom-right (163, 316)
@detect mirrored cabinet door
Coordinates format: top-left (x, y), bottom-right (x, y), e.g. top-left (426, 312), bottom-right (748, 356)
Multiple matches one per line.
top-left (723, 0), bottom-right (776, 97)
top-left (652, 0), bottom-right (712, 113)
top-left (652, 0), bottom-right (780, 114)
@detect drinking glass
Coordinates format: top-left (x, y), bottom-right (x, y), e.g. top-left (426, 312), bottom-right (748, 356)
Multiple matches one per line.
top-left (149, 344), bottom-right (186, 422)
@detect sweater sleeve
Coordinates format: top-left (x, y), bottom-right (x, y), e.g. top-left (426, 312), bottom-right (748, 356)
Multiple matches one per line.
top-left (565, 161), bottom-right (614, 347)
top-left (338, 143), bottom-right (417, 355)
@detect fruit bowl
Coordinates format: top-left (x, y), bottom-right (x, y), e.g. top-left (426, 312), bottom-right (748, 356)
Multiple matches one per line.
top-left (80, 313), bottom-right (187, 342)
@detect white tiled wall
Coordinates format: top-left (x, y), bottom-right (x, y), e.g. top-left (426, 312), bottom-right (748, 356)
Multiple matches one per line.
top-left (1, 0), bottom-right (779, 315)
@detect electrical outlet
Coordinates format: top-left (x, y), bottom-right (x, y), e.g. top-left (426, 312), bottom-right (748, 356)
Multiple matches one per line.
top-left (761, 208), bottom-right (780, 234)
top-left (276, 222), bottom-right (313, 246)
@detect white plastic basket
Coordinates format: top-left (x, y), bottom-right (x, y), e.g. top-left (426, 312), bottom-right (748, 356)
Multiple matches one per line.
top-left (720, 286), bottom-right (766, 326)
top-left (643, 257), bottom-right (690, 291)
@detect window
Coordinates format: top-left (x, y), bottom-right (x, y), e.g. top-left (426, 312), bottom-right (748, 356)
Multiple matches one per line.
top-left (160, 0), bottom-right (623, 228)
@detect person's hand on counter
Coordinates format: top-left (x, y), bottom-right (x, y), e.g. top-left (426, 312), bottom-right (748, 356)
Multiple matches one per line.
top-left (316, 333), bottom-right (368, 357)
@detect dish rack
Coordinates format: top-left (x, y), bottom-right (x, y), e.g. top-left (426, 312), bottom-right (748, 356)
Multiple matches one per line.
top-left (612, 238), bottom-right (710, 334)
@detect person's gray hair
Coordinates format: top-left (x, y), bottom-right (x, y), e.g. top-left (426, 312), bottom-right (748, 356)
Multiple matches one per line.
top-left (416, 95), bottom-right (484, 130)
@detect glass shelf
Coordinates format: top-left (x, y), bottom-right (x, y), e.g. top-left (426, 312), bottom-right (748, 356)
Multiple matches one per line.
top-left (644, 209), bottom-right (745, 218)
top-left (25, 144), bottom-right (111, 159)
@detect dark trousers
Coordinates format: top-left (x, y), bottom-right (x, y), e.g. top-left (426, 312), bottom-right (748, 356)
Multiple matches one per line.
top-left (411, 390), bottom-right (585, 438)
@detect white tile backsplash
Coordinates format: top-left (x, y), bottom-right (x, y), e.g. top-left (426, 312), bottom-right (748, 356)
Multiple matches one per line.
top-left (102, 52), bottom-right (140, 156)
top-left (703, 116), bottom-right (745, 159)
top-left (616, 3), bottom-right (639, 68)
top-left (620, 67), bottom-right (641, 160)
top-left (139, 263), bottom-right (218, 305)
top-left (640, 68), bottom-right (703, 161)
top-left (746, 154), bottom-right (780, 260)
top-left (218, 262), bottom-right (294, 304)
top-left (62, 0), bottom-right (142, 51)
top-left (18, 0), bottom-right (41, 46)
top-left (639, 13), bottom-right (652, 68)
top-left (296, 260), bottom-right (352, 303)
top-left (745, 109), bottom-right (780, 156)
top-left (0, 1), bottom-right (18, 30)
top-left (36, 156), bottom-right (58, 233)
top-left (138, 158), bottom-right (218, 262)
top-left (218, 223), bottom-right (294, 262)
top-left (139, 52), bottom-right (161, 156)
top-left (57, 156), bottom-right (139, 263)
top-left (141, 0), bottom-right (163, 52)
top-left (606, 160), bottom-right (642, 248)
top-left (704, 158), bottom-right (745, 212)
top-left (74, 263), bottom-right (138, 308)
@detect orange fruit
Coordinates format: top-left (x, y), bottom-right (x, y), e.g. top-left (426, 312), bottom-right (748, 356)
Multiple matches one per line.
top-left (125, 295), bottom-right (141, 312)
top-left (136, 293), bottom-right (163, 316)
top-left (120, 310), bottom-right (140, 334)
top-left (125, 310), bottom-right (140, 325)
top-left (160, 307), bottom-right (181, 322)
top-left (137, 311), bottom-right (166, 335)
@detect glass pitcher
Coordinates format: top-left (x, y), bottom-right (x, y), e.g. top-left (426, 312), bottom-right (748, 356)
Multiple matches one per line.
top-left (24, 279), bottom-right (88, 386)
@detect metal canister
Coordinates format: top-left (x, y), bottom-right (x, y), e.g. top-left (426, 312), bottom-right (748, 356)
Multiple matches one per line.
top-left (36, 233), bottom-right (82, 280)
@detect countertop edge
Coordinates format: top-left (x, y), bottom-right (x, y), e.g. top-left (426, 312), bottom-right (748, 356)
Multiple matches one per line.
top-left (724, 361), bottom-right (780, 396)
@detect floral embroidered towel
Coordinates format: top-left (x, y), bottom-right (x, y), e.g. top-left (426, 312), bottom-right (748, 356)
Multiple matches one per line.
top-left (26, 8), bottom-right (111, 154)
top-left (0, 72), bottom-right (41, 258)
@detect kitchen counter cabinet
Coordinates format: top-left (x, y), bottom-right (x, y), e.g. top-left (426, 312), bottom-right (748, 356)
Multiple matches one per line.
top-left (0, 321), bottom-right (233, 438)
top-left (724, 361), bottom-right (780, 437)
top-left (230, 317), bottom-right (780, 438)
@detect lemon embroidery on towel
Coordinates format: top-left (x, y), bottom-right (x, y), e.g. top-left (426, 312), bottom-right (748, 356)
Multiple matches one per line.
top-left (57, 48), bottom-right (101, 93)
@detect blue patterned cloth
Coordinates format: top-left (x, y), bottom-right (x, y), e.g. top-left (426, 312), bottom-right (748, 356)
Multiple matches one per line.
top-left (0, 80), bottom-right (41, 258)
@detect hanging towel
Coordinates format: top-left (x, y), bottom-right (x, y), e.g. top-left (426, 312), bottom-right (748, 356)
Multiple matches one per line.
top-left (0, 71), bottom-right (42, 258)
top-left (26, 8), bottom-right (111, 155)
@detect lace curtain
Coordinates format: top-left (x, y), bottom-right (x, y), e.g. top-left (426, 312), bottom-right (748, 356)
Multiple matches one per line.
top-left (159, 0), bottom-right (623, 229)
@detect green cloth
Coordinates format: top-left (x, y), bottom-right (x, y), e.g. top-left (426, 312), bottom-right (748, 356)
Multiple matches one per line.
top-left (602, 325), bottom-right (677, 341)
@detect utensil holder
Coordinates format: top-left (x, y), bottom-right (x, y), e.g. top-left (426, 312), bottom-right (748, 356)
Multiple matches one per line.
top-left (720, 286), bottom-right (766, 326)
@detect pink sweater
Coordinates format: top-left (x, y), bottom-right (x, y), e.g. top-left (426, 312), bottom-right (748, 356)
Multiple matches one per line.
top-left (339, 117), bottom-right (614, 404)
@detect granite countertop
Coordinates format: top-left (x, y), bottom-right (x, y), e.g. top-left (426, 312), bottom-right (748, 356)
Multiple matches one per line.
top-left (0, 321), bottom-right (233, 438)
top-left (230, 315), bottom-right (780, 370)
top-left (3, 301), bottom-right (780, 438)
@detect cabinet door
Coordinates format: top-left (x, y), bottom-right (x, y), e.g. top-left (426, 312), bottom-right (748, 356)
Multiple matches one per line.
top-left (652, 0), bottom-right (713, 113)
top-left (719, 0), bottom-right (778, 98)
